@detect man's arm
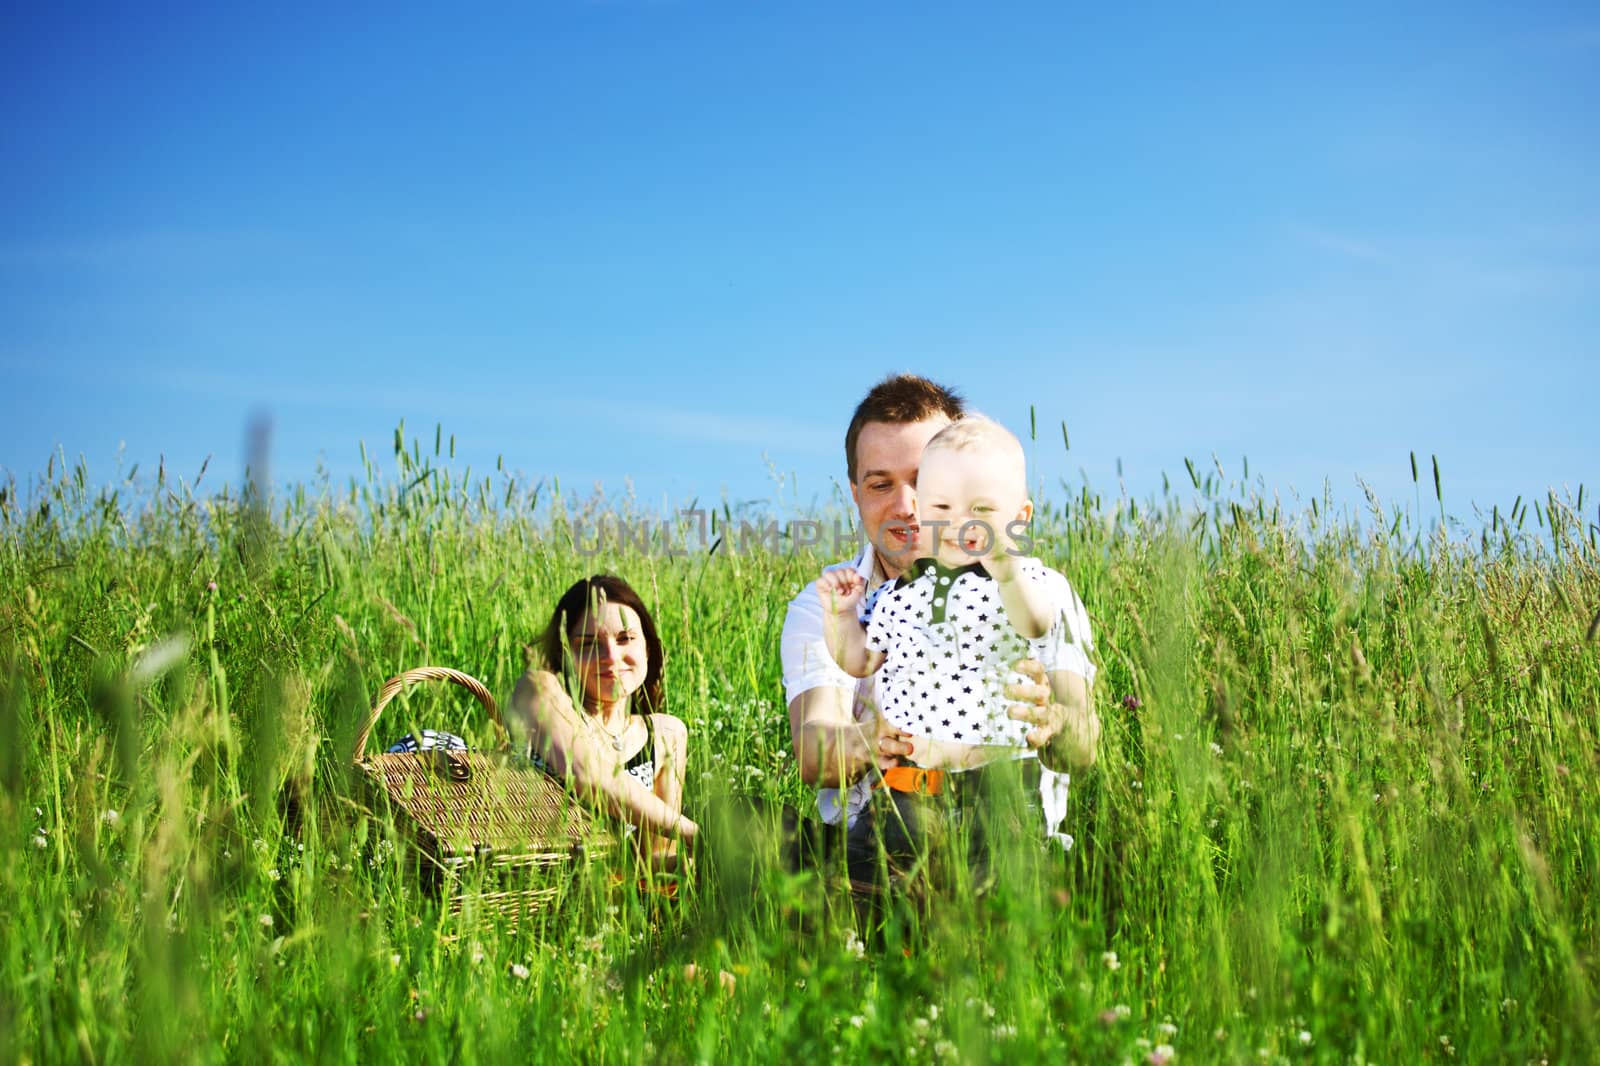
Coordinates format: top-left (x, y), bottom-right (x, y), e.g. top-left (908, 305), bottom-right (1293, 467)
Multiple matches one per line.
top-left (789, 686), bottom-right (872, 788)
top-left (782, 577), bottom-right (909, 788)
top-left (1042, 667), bottom-right (1098, 771)
top-left (1006, 659), bottom-right (1099, 772)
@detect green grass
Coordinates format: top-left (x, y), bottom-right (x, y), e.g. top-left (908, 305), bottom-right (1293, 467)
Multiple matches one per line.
top-left (1, 437), bottom-right (1596, 1063)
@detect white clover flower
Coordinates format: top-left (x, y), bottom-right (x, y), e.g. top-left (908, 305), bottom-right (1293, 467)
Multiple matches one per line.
top-left (102, 809), bottom-right (121, 827)
top-left (849, 1015), bottom-right (865, 1029)
top-left (258, 914), bottom-right (274, 928)
top-left (1102, 950), bottom-right (1121, 971)
top-left (1298, 1030), bottom-right (1312, 1045)
top-left (1210, 742), bottom-right (1224, 756)
top-left (1115, 1004), bottom-right (1132, 1020)
top-left (32, 834), bottom-right (48, 850)
top-left (1148, 1045), bottom-right (1175, 1066)
top-left (510, 962), bottom-right (530, 979)
top-left (1158, 1021), bottom-right (1178, 1037)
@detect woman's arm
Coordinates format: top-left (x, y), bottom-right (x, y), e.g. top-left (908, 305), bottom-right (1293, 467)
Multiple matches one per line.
top-left (649, 713), bottom-right (688, 816)
top-left (509, 670), bottom-right (698, 840)
top-left (645, 713), bottom-right (690, 860)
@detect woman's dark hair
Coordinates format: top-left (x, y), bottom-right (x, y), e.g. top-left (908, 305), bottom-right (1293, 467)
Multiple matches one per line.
top-left (539, 574), bottom-right (664, 715)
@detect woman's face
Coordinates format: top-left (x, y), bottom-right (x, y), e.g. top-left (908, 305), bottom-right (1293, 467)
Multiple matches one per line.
top-left (569, 599), bottom-right (649, 709)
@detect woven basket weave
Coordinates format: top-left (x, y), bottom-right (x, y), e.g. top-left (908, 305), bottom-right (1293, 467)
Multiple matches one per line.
top-left (353, 666), bottom-right (614, 920)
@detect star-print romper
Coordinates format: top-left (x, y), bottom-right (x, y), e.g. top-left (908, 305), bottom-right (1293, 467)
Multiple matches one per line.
top-left (863, 556), bottom-right (1094, 747)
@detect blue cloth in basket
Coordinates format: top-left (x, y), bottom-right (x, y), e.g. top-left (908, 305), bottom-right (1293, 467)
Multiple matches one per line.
top-left (386, 729), bottom-right (469, 754)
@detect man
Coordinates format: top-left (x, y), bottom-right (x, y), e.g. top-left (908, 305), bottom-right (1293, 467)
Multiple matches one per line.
top-left (779, 373), bottom-right (1100, 887)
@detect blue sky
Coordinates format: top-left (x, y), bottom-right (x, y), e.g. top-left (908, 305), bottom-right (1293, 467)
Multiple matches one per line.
top-left (3, 3), bottom-right (1596, 525)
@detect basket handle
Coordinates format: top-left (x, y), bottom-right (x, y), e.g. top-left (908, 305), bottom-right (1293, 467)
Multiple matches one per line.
top-left (353, 665), bottom-right (507, 762)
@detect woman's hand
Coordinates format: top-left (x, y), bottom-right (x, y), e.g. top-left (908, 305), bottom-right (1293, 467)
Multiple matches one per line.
top-left (1005, 658), bottom-right (1100, 771)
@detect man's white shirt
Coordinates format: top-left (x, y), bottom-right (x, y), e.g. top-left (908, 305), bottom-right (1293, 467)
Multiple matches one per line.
top-left (782, 544), bottom-right (1094, 844)
top-left (780, 543), bottom-right (881, 827)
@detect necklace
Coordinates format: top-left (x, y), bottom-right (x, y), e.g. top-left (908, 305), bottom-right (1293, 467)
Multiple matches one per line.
top-left (594, 714), bottom-right (631, 752)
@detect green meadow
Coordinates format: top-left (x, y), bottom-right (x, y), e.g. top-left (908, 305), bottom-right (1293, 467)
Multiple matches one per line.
top-left (2, 431), bottom-right (1596, 1064)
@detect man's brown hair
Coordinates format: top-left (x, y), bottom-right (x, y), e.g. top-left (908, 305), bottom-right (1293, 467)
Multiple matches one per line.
top-left (844, 374), bottom-right (966, 483)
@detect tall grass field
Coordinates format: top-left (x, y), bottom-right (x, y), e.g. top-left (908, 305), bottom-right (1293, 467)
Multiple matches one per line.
top-left (2, 430), bottom-right (1596, 1064)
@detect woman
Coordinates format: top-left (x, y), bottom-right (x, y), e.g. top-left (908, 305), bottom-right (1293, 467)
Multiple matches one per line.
top-left (510, 575), bottom-right (696, 860)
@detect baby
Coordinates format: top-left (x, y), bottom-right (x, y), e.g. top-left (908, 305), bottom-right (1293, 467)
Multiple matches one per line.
top-left (818, 415), bottom-right (1094, 763)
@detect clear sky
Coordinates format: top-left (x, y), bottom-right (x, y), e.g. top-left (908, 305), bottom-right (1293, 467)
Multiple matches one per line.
top-left (3, 3), bottom-right (1596, 525)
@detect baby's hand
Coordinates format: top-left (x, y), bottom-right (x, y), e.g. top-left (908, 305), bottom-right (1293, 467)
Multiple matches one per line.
top-left (816, 569), bottom-right (867, 616)
top-left (979, 527), bottom-right (1023, 583)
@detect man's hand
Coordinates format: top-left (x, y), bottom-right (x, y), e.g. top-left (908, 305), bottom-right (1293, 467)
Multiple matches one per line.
top-left (816, 569), bottom-right (868, 616)
top-left (788, 691), bottom-right (912, 787)
top-left (1005, 658), bottom-right (1099, 771)
top-left (873, 713), bottom-right (915, 772)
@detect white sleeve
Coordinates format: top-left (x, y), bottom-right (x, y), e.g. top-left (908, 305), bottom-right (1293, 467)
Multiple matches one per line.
top-left (781, 576), bottom-right (862, 705)
top-left (1031, 563), bottom-right (1096, 684)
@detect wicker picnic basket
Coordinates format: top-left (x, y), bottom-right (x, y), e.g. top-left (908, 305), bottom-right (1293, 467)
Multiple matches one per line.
top-left (353, 666), bottom-right (615, 920)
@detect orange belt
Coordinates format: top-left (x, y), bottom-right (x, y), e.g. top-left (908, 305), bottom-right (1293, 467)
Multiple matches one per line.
top-left (875, 766), bottom-right (946, 795)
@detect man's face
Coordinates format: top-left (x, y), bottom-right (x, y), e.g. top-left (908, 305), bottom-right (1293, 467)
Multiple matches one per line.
top-left (849, 417), bottom-right (952, 577)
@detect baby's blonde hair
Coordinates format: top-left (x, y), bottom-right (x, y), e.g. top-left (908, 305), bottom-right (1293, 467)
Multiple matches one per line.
top-left (922, 415), bottom-right (1027, 480)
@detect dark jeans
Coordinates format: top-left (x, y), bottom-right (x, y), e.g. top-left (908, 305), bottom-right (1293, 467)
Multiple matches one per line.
top-left (841, 757), bottom-right (1048, 896)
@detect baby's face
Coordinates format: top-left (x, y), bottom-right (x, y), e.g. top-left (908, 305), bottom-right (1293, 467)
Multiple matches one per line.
top-left (915, 445), bottom-right (1031, 567)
